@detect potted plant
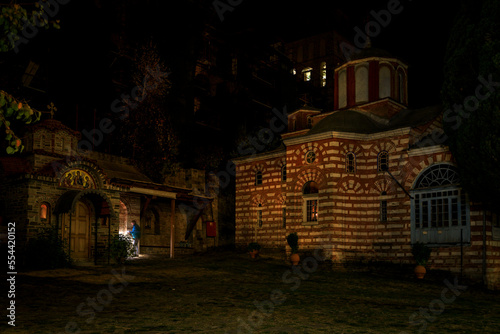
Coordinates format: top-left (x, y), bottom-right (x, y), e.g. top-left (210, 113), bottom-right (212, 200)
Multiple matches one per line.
top-left (286, 232), bottom-right (300, 265)
top-left (412, 242), bottom-right (431, 279)
top-left (248, 242), bottom-right (261, 259)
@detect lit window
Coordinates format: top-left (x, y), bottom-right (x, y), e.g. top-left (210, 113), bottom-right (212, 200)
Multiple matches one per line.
top-left (291, 68), bottom-right (296, 75)
top-left (255, 171), bottom-right (262, 185)
top-left (305, 151), bottom-right (316, 164)
top-left (303, 181), bottom-right (319, 223)
top-left (346, 152), bottom-right (356, 173)
top-left (40, 203), bottom-right (50, 223)
top-left (321, 62), bottom-right (327, 87)
top-left (378, 151), bottom-right (389, 171)
top-left (302, 67), bottom-right (312, 82)
top-left (380, 191), bottom-right (388, 222)
top-left (281, 165), bottom-right (287, 182)
top-left (411, 164), bottom-right (470, 245)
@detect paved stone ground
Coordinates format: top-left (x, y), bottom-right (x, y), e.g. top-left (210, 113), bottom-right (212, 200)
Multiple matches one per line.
top-left (2, 250), bottom-right (500, 334)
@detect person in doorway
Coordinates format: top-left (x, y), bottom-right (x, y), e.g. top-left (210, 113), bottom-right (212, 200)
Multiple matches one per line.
top-left (129, 220), bottom-right (141, 257)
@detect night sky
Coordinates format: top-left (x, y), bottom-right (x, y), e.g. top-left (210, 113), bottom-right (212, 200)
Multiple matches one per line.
top-left (4, 0), bottom-right (459, 139)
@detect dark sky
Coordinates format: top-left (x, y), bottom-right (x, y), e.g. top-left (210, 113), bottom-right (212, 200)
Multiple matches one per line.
top-left (6, 0), bottom-right (460, 130)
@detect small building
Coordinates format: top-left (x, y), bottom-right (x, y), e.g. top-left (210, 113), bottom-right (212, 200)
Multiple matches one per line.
top-left (0, 118), bottom-right (221, 264)
top-left (232, 48), bottom-right (500, 289)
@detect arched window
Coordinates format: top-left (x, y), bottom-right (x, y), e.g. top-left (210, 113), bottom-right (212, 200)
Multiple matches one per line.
top-left (338, 69), bottom-right (347, 108)
top-left (380, 191), bottom-right (388, 222)
top-left (346, 152), bottom-right (356, 173)
top-left (40, 203), bottom-right (50, 223)
top-left (281, 165), bottom-right (287, 182)
top-left (379, 66), bottom-right (391, 98)
top-left (303, 181), bottom-right (319, 223)
top-left (255, 171), bottom-right (263, 186)
top-left (411, 164), bottom-right (469, 245)
top-left (378, 151), bottom-right (389, 172)
top-left (355, 65), bottom-right (369, 103)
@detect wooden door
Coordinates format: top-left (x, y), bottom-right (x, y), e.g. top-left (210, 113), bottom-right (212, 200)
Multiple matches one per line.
top-left (70, 201), bottom-right (90, 259)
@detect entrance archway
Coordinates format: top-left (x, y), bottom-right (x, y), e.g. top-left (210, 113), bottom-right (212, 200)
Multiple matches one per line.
top-left (69, 201), bottom-right (91, 259)
top-left (54, 189), bottom-right (116, 264)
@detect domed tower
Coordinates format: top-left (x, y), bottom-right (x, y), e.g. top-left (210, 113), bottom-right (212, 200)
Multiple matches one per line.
top-left (333, 47), bottom-right (408, 118)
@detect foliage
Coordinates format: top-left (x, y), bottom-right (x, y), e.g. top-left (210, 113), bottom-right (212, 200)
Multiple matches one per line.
top-left (0, 1), bottom-right (59, 154)
top-left (0, 1), bottom-right (60, 53)
top-left (24, 227), bottom-right (71, 269)
top-left (247, 242), bottom-right (261, 251)
top-left (286, 232), bottom-right (299, 254)
top-left (0, 90), bottom-right (41, 154)
top-left (411, 242), bottom-right (431, 266)
top-left (441, 0), bottom-right (500, 207)
top-left (109, 233), bottom-right (134, 263)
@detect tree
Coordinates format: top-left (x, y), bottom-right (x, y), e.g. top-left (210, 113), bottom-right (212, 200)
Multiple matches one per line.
top-left (0, 1), bottom-right (59, 154)
top-left (441, 0), bottom-right (500, 207)
top-left (112, 41), bottom-right (179, 183)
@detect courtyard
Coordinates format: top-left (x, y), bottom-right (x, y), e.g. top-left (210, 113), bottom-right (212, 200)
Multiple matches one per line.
top-left (3, 250), bottom-right (500, 334)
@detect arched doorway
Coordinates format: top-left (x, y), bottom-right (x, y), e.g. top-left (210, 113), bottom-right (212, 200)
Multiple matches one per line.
top-left (69, 201), bottom-right (91, 259)
top-left (54, 189), bottom-right (116, 264)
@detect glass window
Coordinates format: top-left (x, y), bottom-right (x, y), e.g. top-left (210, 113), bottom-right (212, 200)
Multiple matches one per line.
top-left (355, 66), bottom-right (369, 103)
top-left (305, 151), bottom-right (316, 164)
top-left (411, 164), bottom-right (470, 245)
top-left (378, 151), bottom-right (389, 171)
top-left (257, 204), bottom-right (263, 228)
top-left (302, 67), bottom-right (312, 82)
top-left (281, 165), bottom-right (287, 182)
top-left (379, 66), bottom-right (391, 98)
top-left (40, 203), bottom-right (50, 222)
top-left (303, 181), bottom-right (319, 222)
top-left (321, 62), bottom-right (327, 87)
top-left (380, 191), bottom-right (387, 222)
top-left (255, 171), bottom-right (262, 185)
top-left (346, 152), bottom-right (356, 173)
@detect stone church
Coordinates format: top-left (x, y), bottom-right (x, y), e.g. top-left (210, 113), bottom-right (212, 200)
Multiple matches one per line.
top-left (233, 48), bottom-right (500, 289)
top-left (0, 118), bottom-right (221, 264)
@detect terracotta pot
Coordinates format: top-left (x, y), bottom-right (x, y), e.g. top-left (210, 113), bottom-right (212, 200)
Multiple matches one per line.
top-left (250, 250), bottom-right (259, 259)
top-left (414, 265), bottom-right (426, 279)
top-left (290, 253), bottom-right (300, 266)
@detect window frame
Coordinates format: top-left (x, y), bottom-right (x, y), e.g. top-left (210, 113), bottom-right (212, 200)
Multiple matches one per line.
top-left (257, 205), bottom-right (263, 228)
top-left (378, 151), bottom-right (389, 172)
top-left (346, 152), bottom-right (356, 173)
top-left (281, 165), bottom-right (287, 182)
top-left (255, 171), bottom-right (263, 186)
top-left (40, 202), bottom-right (50, 223)
top-left (302, 67), bottom-right (313, 82)
top-left (380, 191), bottom-right (388, 222)
top-left (411, 164), bottom-right (470, 245)
top-left (302, 181), bottom-right (319, 224)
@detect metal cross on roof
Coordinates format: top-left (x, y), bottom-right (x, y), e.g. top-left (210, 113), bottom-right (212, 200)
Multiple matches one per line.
top-left (47, 102), bottom-right (57, 119)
